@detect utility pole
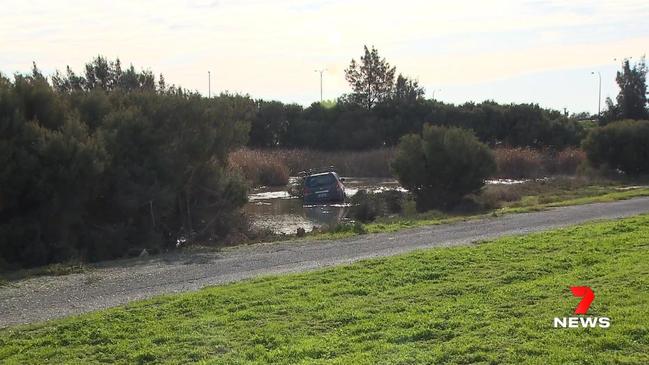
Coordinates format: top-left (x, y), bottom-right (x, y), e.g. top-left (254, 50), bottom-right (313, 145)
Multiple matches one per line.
top-left (208, 71), bottom-right (211, 98)
top-left (314, 69), bottom-right (326, 102)
top-left (591, 71), bottom-right (601, 120)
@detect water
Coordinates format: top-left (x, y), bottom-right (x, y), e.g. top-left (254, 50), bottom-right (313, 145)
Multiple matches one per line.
top-left (244, 177), bottom-right (400, 235)
top-left (244, 177), bottom-right (529, 235)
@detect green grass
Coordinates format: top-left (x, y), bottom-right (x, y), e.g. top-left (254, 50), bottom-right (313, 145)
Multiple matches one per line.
top-left (499, 187), bottom-right (649, 214)
top-left (2, 215), bottom-right (649, 364)
top-left (311, 186), bottom-right (649, 240)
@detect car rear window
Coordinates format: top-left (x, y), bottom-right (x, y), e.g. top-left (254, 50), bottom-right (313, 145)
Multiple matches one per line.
top-left (305, 174), bottom-right (335, 187)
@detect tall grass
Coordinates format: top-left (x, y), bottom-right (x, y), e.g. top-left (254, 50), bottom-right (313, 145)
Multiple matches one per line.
top-left (280, 148), bottom-right (394, 176)
top-left (550, 147), bottom-right (587, 175)
top-left (229, 148), bottom-right (394, 185)
top-left (230, 147), bottom-right (587, 187)
top-left (228, 149), bottom-right (289, 187)
top-left (494, 147), bottom-right (585, 178)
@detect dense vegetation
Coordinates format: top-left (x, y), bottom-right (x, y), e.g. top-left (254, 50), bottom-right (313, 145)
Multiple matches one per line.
top-left (392, 125), bottom-right (496, 210)
top-left (249, 96), bottom-right (585, 151)
top-left (601, 57), bottom-right (648, 123)
top-left (248, 46), bottom-right (585, 150)
top-left (583, 119), bottom-right (649, 175)
top-left (581, 57), bottom-right (649, 176)
top-left (1, 50), bottom-right (647, 269)
top-left (0, 58), bottom-right (254, 269)
top-left (2, 215), bottom-right (648, 364)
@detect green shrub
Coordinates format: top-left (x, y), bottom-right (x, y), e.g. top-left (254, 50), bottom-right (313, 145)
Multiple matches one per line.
top-left (0, 61), bottom-right (252, 269)
top-left (350, 190), bottom-right (406, 222)
top-left (328, 222), bottom-right (367, 235)
top-left (380, 190), bottom-right (405, 214)
top-left (582, 119), bottom-right (649, 175)
top-left (391, 125), bottom-right (496, 211)
top-left (350, 190), bottom-right (380, 223)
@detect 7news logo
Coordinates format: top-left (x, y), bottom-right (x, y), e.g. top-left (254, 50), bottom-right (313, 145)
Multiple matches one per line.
top-left (553, 286), bottom-right (611, 328)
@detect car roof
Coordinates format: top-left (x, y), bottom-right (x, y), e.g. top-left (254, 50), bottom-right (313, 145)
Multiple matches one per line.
top-left (306, 172), bottom-right (337, 178)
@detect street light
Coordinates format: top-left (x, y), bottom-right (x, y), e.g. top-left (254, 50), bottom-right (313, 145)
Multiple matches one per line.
top-left (591, 71), bottom-right (601, 120)
top-left (314, 69), bottom-right (327, 102)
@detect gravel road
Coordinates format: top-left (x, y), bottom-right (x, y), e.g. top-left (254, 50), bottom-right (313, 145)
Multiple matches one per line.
top-left (2, 197), bottom-right (649, 328)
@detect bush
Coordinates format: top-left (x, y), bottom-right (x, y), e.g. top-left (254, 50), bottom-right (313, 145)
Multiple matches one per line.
top-left (328, 222), bottom-right (368, 235)
top-left (349, 190), bottom-right (406, 223)
top-left (380, 190), bottom-right (405, 214)
top-left (391, 125), bottom-right (496, 211)
top-left (350, 191), bottom-right (380, 222)
top-left (582, 120), bottom-right (649, 175)
top-left (0, 62), bottom-right (253, 269)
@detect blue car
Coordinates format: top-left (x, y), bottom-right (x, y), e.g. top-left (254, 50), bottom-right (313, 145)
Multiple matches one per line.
top-left (303, 172), bottom-right (346, 204)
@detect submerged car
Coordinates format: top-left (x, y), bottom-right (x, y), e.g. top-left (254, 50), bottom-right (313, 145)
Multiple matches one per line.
top-left (303, 171), bottom-right (346, 204)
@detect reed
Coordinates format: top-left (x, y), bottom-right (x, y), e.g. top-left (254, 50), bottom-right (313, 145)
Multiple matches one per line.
top-left (494, 147), bottom-right (586, 178)
top-left (230, 146), bottom-right (586, 187)
top-left (229, 148), bottom-right (395, 184)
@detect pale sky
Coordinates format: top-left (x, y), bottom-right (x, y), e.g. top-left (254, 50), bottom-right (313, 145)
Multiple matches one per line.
top-left (2, 0), bottom-right (648, 114)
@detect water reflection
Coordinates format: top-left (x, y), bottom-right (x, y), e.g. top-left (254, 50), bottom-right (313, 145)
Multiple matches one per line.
top-left (243, 197), bottom-right (350, 235)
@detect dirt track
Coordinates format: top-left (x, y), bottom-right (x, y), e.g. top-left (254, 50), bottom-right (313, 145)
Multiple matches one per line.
top-left (2, 197), bottom-right (649, 328)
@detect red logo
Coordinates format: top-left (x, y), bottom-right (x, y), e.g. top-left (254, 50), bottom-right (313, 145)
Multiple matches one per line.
top-left (570, 286), bottom-right (594, 314)
top-left (554, 286), bottom-right (609, 328)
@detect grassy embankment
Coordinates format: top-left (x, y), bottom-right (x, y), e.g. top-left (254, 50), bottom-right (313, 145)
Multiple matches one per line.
top-left (2, 215), bottom-right (649, 364)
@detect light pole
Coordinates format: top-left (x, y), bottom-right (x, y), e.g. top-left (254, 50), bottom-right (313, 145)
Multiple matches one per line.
top-left (591, 71), bottom-right (601, 120)
top-left (208, 71), bottom-right (211, 98)
top-left (314, 69), bottom-right (326, 102)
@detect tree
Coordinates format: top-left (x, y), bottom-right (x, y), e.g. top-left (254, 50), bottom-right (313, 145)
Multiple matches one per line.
top-left (607, 57), bottom-right (648, 122)
top-left (52, 56), bottom-right (160, 93)
top-left (0, 58), bottom-right (254, 269)
top-left (52, 66), bottom-right (86, 92)
top-left (393, 74), bottom-right (424, 103)
top-left (0, 74), bottom-right (104, 267)
top-left (582, 119), bottom-right (649, 175)
top-left (391, 125), bottom-right (496, 211)
top-left (249, 100), bottom-right (301, 148)
top-left (344, 45), bottom-right (396, 109)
